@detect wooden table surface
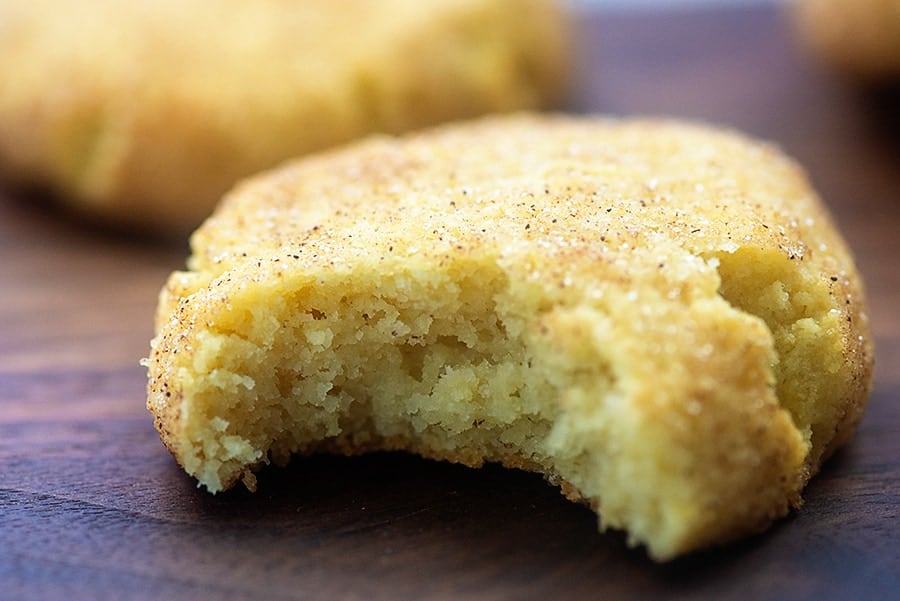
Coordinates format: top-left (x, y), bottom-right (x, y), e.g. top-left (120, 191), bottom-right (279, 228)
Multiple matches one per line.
top-left (2, 5), bottom-right (898, 600)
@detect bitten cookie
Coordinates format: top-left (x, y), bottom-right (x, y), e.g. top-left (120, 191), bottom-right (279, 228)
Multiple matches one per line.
top-left (0, 0), bottom-right (568, 231)
top-left (792, 0), bottom-right (900, 79)
top-left (145, 114), bottom-right (873, 560)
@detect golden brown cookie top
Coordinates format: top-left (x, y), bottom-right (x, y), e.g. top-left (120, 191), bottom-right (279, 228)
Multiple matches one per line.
top-left (188, 113), bottom-right (855, 290)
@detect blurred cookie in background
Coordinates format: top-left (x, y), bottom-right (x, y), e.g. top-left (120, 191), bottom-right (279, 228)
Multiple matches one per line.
top-left (0, 0), bottom-right (569, 233)
top-left (791, 0), bottom-right (900, 80)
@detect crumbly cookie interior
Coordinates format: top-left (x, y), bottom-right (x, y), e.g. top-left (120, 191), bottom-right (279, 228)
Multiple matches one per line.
top-left (155, 243), bottom-right (852, 559)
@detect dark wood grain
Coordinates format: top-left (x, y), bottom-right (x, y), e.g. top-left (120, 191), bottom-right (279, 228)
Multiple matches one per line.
top-left (2, 5), bottom-right (899, 600)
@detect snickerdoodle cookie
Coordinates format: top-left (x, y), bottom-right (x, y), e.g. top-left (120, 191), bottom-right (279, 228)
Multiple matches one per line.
top-left (145, 114), bottom-right (872, 560)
